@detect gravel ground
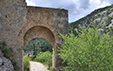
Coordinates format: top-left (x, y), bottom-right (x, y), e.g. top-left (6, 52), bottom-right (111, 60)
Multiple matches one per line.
top-left (30, 61), bottom-right (49, 71)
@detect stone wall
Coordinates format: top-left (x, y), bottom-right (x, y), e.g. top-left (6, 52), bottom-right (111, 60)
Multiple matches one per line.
top-left (0, 0), bottom-right (68, 71)
top-left (0, 0), bottom-right (26, 71)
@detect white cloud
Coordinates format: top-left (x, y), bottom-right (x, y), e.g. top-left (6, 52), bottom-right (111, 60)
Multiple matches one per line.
top-left (89, 0), bottom-right (110, 9)
top-left (26, 0), bottom-right (36, 6)
top-left (25, 0), bottom-right (112, 22)
top-left (98, 1), bottom-right (110, 8)
top-left (90, 0), bottom-right (101, 5)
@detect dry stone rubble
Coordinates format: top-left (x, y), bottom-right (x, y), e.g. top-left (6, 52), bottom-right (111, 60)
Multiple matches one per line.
top-left (0, 50), bottom-right (14, 71)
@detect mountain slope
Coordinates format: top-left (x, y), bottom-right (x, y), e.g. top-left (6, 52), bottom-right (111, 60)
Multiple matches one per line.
top-left (70, 4), bottom-right (113, 35)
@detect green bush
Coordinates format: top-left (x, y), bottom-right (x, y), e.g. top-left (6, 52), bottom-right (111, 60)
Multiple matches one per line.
top-left (24, 61), bottom-right (30, 71)
top-left (1, 48), bottom-right (13, 53)
top-left (58, 26), bottom-right (113, 71)
top-left (23, 55), bottom-right (30, 71)
top-left (49, 66), bottom-right (54, 71)
top-left (29, 56), bottom-right (34, 61)
top-left (34, 51), bottom-right (52, 69)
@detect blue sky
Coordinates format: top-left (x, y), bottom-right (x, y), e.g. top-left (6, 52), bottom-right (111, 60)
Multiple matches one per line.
top-left (26, 0), bottom-right (113, 23)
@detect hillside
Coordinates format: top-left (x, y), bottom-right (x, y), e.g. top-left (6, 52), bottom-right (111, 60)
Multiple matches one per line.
top-left (70, 4), bottom-right (113, 35)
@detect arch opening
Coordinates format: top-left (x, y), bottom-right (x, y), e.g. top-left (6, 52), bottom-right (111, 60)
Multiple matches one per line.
top-left (23, 37), bottom-right (53, 70)
top-left (24, 26), bottom-right (55, 47)
top-left (24, 37), bottom-right (53, 56)
top-left (23, 26), bottom-right (56, 70)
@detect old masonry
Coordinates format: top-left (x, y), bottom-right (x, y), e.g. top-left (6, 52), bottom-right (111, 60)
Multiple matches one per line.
top-left (0, 0), bottom-right (68, 71)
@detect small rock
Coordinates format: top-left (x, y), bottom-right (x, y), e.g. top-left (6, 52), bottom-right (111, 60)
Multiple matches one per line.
top-left (99, 17), bottom-right (108, 26)
top-left (108, 12), bottom-right (113, 17)
top-left (94, 18), bottom-right (101, 23)
top-left (98, 29), bottom-right (104, 34)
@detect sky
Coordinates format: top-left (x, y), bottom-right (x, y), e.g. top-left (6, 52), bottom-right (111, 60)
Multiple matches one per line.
top-left (26, 0), bottom-right (113, 23)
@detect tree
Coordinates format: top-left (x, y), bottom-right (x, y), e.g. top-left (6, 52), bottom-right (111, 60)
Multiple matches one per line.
top-left (24, 38), bottom-right (52, 55)
top-left (58, 26), bottom-right (113, 71)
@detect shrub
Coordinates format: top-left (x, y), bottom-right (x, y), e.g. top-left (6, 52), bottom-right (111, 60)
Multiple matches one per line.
top-left (23, 55), bottom-right (30, 71)
top-left (24, 61), bottom-right (30, 71)
top-left (1, 48), bottom-right (13, 53)
top-left (58, 26), bottom-right (113, 71)
top-left (29, 56), bottom-right (35, 61)
top-left (34, 51), bottom-right (52, 69)
top-left (49, 66), bottom-right (54, 71)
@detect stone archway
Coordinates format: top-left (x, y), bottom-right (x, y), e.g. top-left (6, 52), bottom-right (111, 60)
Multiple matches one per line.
top-left (17, 6), bottom-right (68, 71)
top-left (0, 0), bottom-right (68, 70)
top-left (23, 26), bottom-right (56, 68)
top-left (24, 26), bottom-right (55, 47)
top-left (18, 21), bottom-right (60, 70)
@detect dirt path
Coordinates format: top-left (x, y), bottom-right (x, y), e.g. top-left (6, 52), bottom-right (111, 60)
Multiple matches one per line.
top-left (30, 61), bottom-right (49, 71)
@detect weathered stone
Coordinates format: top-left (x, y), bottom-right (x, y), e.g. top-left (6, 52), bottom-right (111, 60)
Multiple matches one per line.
top-left (106, 20), bottom-right (113, 28)
top-left (99, 10), bottom-right (108, 17)
top-left (0, 50), bottom-right (4, 57)
top-left (0, 0), bottom-right (68, 71)
top-left (0, 56), bottom-right (14, 71)
top-left (98, 29), bottom-right (104, 34)
top-left (100, 17), bottom-right (109, 26)
top-left (107, 23), bottom-right (113, 28)
top-left (108, 12), bottom-right (113, 17)
top-left (0, 66), bottom-right (8, 71)
top-left (109, 8), bottom-right (113, 10)
top-left (0, 58), bottom-right (2, 66)
top-left (93, 18), bottom-right (101, 23)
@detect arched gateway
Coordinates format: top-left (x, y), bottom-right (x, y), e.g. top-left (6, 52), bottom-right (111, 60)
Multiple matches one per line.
top-left (0, 1), bottom-right (68, 71)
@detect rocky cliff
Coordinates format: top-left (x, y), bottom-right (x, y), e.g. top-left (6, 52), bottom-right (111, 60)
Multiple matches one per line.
top-left (70, 4), bottom-right (113, 35)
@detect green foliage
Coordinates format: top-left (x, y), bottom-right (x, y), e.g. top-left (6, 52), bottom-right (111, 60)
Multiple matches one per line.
top-left (1, 48), bottom-right (13, 53)
top-left (0, 41), bottom-right (13, 53)
top-left (58, 7), bottom-right (62, 9)
top-left (24, 61), bottom-right (30, 71)
top-left (24, 38), bottom-right (52, 55)
top-left (24, 38), bottom-right (53, 70)
top-left (23, 55), bottom-right (30, 71)
top-left (58, 26), bottom-right (113, 71)
top-left (0, 41), bottom-right (7, 48)
top-left (33, 51), bottom-right (52, 69)
top-left (1, 41), bottom-right (7, 47)
top-left (23, 55), bottom-right (30, 61)
top-left (49, 66), bottom-right (54, 71)
top-left (29, 56), bottom-right (34, 61)
top-left (13, 62), bottom-right (18, 66)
